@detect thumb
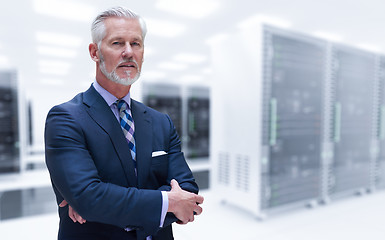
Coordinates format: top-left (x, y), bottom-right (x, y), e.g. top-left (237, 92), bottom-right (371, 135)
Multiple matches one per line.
top-left (59, 200), bottom-right (68, 207)
top-left (170, 179), bottom-right (181, 191)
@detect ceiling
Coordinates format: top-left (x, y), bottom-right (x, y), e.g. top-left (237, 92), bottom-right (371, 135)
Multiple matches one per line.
top-left (1, 0), bottom-right (385, 98)
top-left (3, 0), bottom-right (385, 146)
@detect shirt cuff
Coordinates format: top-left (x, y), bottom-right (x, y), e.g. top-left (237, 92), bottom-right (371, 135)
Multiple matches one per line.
top-left (160, 191), bottom-right (169, 228)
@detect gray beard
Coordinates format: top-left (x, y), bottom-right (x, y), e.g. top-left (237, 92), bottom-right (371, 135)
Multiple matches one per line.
top-left (99, 54), bottom-right (140, 86)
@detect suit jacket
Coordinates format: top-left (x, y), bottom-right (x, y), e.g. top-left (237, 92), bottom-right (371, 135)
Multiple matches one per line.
top-left (45, 85), bottom-right (199, 240)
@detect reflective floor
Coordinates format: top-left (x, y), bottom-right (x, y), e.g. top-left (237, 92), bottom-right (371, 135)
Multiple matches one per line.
top-left (1, 188), bottom-right (385, 240)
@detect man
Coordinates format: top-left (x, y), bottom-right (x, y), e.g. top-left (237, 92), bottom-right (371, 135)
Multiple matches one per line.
top-left (45, 6), bottom-right (203, 240)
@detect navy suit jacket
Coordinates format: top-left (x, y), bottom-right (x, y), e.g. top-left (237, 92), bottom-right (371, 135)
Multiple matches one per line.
top-left (45, 85), bottom-right (199, 240)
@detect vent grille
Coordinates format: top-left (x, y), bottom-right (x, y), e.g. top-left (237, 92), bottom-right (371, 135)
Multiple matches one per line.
top-left (218, 152), bottom-right (230, 185)
top-left (236, 154), bottom-right (250, 192)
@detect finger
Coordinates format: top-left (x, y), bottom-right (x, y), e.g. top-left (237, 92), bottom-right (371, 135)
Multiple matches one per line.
top-left (74, 212), bottom-right (85, 224)
top-left (68, 206), bottom-right (77, 223)
top-left (69, 206), bottom-right (86, 224)
top-left (194, 205), bottom-right (203, 215)
top-left (195, 194), bottom-right (204, 204)
top-left (59, 200), bottom-right (68, 207)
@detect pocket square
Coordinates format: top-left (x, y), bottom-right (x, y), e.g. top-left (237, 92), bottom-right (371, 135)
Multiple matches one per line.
top-left (152, 151), bottom-right (167, 157)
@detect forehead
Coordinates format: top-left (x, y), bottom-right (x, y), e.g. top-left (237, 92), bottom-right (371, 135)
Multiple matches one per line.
top-left (103, 17), bottom-right (143, 41)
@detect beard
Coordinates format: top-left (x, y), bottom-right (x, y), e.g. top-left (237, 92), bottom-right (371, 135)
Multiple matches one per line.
top-left (99, 53), bottom-right (141, 86)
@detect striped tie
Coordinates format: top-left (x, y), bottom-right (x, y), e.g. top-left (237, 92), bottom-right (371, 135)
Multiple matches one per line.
top-left (116, 100), bottom-right (136, 168)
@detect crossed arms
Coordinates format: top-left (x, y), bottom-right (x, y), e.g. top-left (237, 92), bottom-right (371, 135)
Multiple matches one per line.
top-left (45, 103), bottom-right (203, 237)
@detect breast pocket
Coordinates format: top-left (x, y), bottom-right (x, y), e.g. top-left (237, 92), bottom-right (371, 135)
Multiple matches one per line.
top-left (151, 155), bottom-right (169, 180)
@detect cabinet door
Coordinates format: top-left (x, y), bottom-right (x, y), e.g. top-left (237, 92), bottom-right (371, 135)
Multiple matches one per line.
top-left (262, 28), bottom-right (326, 208)
top-left (330, 46), bottom-right (376, 195)
top-left (186, 89), bottom-right (210, 159)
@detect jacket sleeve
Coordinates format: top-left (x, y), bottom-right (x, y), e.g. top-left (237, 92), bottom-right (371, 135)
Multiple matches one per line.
top-left (45, 105), bottom-right (162, 237)
top-left (157, 114), bottom-right (200, 227)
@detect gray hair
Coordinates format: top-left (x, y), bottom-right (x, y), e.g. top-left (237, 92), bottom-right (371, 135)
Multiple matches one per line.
top-left (91, 7), bottom-right (147, 46)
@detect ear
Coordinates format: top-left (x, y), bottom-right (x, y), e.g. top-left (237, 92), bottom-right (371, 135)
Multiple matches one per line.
top-left (89, 43), bottom-right (100, 62)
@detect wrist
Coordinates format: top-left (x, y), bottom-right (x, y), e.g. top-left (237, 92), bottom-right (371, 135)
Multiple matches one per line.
top-left (166, 191), bottom-right (176, 213)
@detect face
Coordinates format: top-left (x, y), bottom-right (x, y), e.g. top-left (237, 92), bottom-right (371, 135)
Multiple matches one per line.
top-left (95, 17), bottom-right (144, 86)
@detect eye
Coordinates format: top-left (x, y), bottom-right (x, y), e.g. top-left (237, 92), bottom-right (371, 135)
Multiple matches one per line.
top-left (131, 42), bottom-right (141, 47)
top-left (112, 41), bottom-right (122, 45)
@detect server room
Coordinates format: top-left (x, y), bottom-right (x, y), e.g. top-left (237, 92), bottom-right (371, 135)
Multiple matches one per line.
top-left (1, 0), bottom-right (384, 239)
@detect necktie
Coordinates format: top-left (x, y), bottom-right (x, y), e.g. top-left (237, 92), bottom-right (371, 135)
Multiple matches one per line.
top-left (116, 100), bottom-right (136, 169)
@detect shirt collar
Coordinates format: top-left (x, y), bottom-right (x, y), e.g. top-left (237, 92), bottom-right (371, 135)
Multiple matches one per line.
top-left (92, 79), bottom-right (131, 108)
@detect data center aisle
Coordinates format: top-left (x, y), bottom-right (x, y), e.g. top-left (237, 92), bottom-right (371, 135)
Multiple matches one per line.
top-left (1, 189), bottom-right (385, 240)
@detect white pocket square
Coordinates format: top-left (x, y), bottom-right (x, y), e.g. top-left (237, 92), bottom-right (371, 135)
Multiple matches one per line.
top-left (152, 151), bottom-right (167, 157)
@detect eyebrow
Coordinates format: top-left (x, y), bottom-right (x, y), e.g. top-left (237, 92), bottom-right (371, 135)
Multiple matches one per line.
top-left (109, 36), bottom-right (143, 42)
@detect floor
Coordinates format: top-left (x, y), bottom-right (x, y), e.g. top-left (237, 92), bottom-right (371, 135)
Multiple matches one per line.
top-left (1, 188), bottom-right (385, 240)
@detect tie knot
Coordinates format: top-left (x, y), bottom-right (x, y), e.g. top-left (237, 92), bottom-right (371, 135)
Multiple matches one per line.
top-left (116, 100), bottom-right (128, 112)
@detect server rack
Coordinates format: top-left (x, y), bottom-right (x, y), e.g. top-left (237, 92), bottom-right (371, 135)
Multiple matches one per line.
top-left (210, 24), bottom-right (328, 217)
top-left (328, 45), bottom-right (377, 197)
top-left (211, 22), bottom-right (385, 217)
top-left (142, 83), bottom-right (183, 139)
top-left (142, 83), bottom-right (211, 189)
top-left (0, 71), bottom-right (19, 173)
top-left (261, 28), bottom-right (327, 209)
top-left (185, 87), bottom-right (210, 159)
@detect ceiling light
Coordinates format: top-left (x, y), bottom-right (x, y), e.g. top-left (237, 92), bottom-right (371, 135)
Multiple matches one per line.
top-left (38, 59), bottom-right (71, 76)
top-left (39, 59), bottom-right (71, 69)
top-left (40, 78), bottom-right (65, 86)
top-left (155, 0), bottom-right (220, 19)
top-left (312, 31), bottom-right (343, 42)
top-left (238, 14), bottom-right (292, 29)
top-left (145, 18), bottom-right (185, 38)
top-left (36, 31), bottom-right (82, 47)
top-left (173, 53), bottom-right (207, 64)
top-left (33, 0), bottom-right (96, 22)
top-left (158, 62), bottom-right (187, 71)
top-left (39, 68), bottom-right (69, 75)
top-left (356, 44), bottom-right (382, 53)
top-left (37, 46), bottom-right (77, 58)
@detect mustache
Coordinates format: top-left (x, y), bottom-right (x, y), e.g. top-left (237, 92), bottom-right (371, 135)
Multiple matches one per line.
top-left (116, 58), bottom-right (139, 70)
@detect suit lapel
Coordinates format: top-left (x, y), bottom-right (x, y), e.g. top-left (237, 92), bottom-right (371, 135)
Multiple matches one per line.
top-left (82, 86), bottom-right (137, 186)
top-left (131, 100), bottom-right (152, 188)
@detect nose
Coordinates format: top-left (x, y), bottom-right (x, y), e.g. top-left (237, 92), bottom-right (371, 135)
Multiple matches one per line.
top-left (122, 44), bottom-right (133, 58)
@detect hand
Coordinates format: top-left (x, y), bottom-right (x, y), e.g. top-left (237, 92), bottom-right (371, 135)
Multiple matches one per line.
top-left (167, 179), bottom-right (204, 224)
top-left (59, 200), bottom-right (86, 224)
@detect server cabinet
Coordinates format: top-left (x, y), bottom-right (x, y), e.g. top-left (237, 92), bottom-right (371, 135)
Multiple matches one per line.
top-left (261, 28), bottom-right (326, 209)
top-left (0, 71), bottom-right (19, 173)
top-left (211, 21), bottom-right (385, 217)
top-left (142, 83), bottom-right (211, 189)
top-left (142, 83), bottom-right (183, 139)
top-left (328, 46), bottom-right (377, 197)
top-left (185, 87), bottom-right (210, 159)
top-left (211, 24), bottom-right (327, 217)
